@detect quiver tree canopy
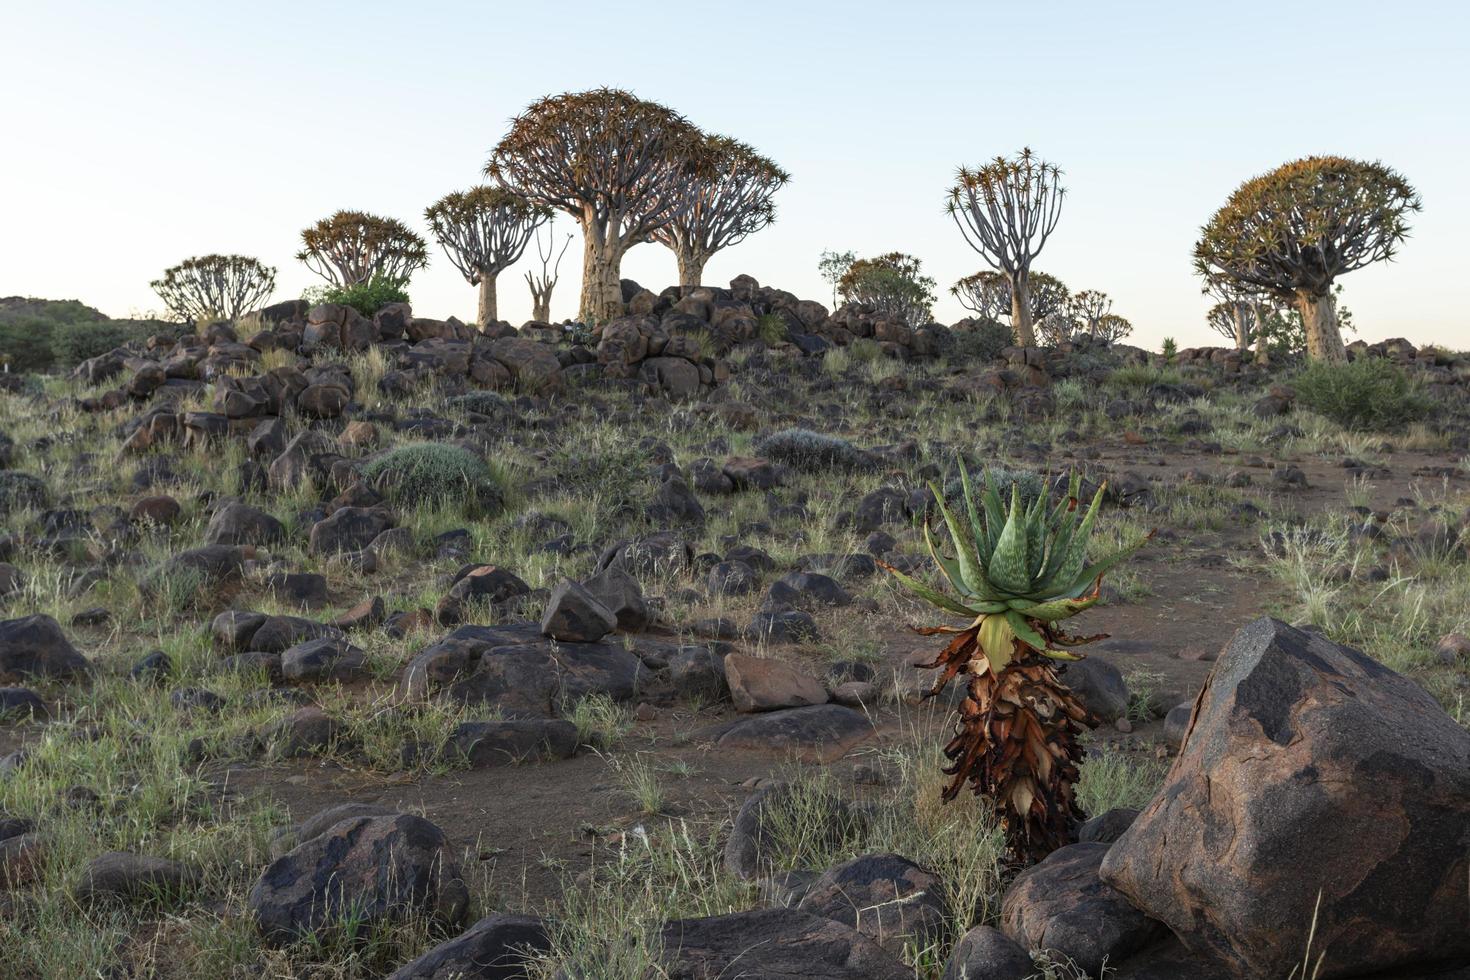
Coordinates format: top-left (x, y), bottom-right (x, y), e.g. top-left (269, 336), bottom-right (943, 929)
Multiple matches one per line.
top-left (150, 254), bottom-right (276, 323)
top-left (649, 134), bottom-right (788, 289)
top-left (486, 88), bottom-right (706, 321)
top-left (1193, 156), bottom-right (1419, 361)
top-left (951, 271), bottom-right (1011, 323)
top-left (838, 252), bottom-right (938, 326)
top-left (947, 148), bottom-right (1066, 347)
top-left (297, 210), bottom-right (429, 289)
top-left (425, 186), bottom-right (549, 324)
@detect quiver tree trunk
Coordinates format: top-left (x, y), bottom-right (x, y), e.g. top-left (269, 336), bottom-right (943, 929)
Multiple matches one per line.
top-left (1296, 288), bottom-right (1345, 362)
top-left (477, 275), bottom-right (498, 327)
top-left (1010, 275), bottom-right (1036, 347)
top-left (676, 247), bottom-right (707, 292)
top-left (529, 287), bottom-right (552, 323)
top-left (579, 236), bottom-right (625, 323)
top-left (1233, 306), bottom-right (1249, 350)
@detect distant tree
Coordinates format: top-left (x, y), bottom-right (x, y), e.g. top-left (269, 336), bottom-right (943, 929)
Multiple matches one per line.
top-left (818, 249), bottom-right (856, 308)
top-left (524, 218), bottom-right (573, 323)
top-left (425, 186), bottom-right (548, 326)
top-left (488, 88), bottom-right (705, 322)
top-left (150, 254), bottom-right (276, 323)
top-left (651, 134), bottom-right (788, 290)
top-left (297, 210), bottom-right (428, 288)
top-left (946, 148), bottom-right (1065, 346)
top-left (950, 270), bottom-right (1010, 323)
top-left (1068, 289), bottom-right (1113, 338)
top-left (1035, 312), bottom-right (1077, 346)
top-left (1094, 313), bottom-right (1133, 343)
top-left (1194, 156), bottom-right (1419, 361)
top-left (838, 252), bottom-right (938, 325)
top-left (1026, 272), bottom-right (1071, 322)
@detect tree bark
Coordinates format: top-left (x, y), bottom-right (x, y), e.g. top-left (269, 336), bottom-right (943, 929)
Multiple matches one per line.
top-left (477, 275), bottom-right (497, 327)
top-left (1010, 274), bottom-right (1036, 347)
top-left (530, 288), bottom-right (552, 324)
top-left (1232, 306), bottom-right (1248, 351)
top-left (676, 247), bottom-right (706, 292)
top-left (578, 236), bottom-right (625, 323)
top-left (1296, 288), bottom-right (1345, 362)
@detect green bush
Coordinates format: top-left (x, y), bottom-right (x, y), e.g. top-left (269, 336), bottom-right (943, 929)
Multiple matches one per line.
top-left (944, 464), bottom-right (1045, 512)
top-left (951, 320), bottom-right (1014, 363)
top-left (360, 443), bottom-right (505, 516)
top-left (1293, 357), bottom-right (1430, 430)
top-left (0, 316), bottom-right (58, 373)
top-left (304, 278), bottom-right (410, 317)
top-left (757, 312), bottom-right (789, 346)
top-left (753, 428), bottom-right (875, 473)
top-left (447, 391), bottom-right (512, 416)
top-left (50, 320), bottom-right (149, 367)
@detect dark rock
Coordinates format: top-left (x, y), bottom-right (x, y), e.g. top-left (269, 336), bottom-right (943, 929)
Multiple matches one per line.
top-left (1100, 617), bottom-right (1470, 977)
top-left (73, 851), bottom-right (195, 905)
top-left (204, 501), bottom-right (285, 547)
top-left (0, 614), bottom-right (91, 681)
top-left (309, 506), bottom-right (393, 556)
top-left (0, 687), bottom-right (46, 721)
top-left (1078, 807), bottom-right (1140, 845)
top-left (716, 704), bottom-right (871, 763)
top-left (386, 913), bottom-right (551, 980)
top-left (280, 637), bottom-right (367, 683)
top-left (443, 720), bottom-right (578, 767)
top-left (942, 924), bottom-right (1034, 980)
top-left (797, 853), bottom-right (946, 956)
top-left (582, 565), bottom-right (650, 631)
top-left (248, 812), bottom-right (469, 944)
top-left (1002, 842), bottom-right (1164, 976)
top-left (1059, 656), bottom-right (1130, 723)
top-left (539, 580), bottom-right (617, 642)
top-left (657, 908), bottom-right (908, 980)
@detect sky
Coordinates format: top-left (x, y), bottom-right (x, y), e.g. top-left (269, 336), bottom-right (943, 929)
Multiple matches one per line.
top-left (3, 0), bottom-right (1467, 352)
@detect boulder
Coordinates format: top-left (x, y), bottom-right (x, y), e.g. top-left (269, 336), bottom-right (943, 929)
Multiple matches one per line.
top-left (581, 565), bottom-right (650, 632)
top-left (657, 908), bottom-right (909, 980)
top-left (724, 653), bottom-right (828, 712)
top-left (1059, 656), bottom-right (1129, 723)
top-left (941, 925), bottom-right (1034, 980)
top-left (797, 853), bottom-right (946, 957)
top-left (73, 851), bottom-right (196, 905)
top-left (1002, 842), bottom-right (1164, 976)
top-left (204, 501), bottom-right (285, 547)
top-left (0, 614), bottom-right (91, 681)
top-left (1101, 617), bottom-right (1470, 978)
top-left (442, 720), bottom-right (578, 767)
top-left (248, 812), bottom-right (468, 944)
top-left (716, 704), bottom-right (871, 763)
top-left (386, 913), bottom-right (550, 979)
top-left (539, 580), bottom-right (617, 642)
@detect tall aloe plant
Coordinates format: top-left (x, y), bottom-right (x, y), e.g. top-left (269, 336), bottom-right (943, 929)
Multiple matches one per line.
top-left (883, 468), bottom-right (1147, 861)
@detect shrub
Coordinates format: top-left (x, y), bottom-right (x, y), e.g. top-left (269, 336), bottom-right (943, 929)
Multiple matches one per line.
top-left (1106, 363), bottom-right (1186, 394)
top-left (360, 443), bottom-right (505, 516)
top-left (951, 320), bottom-right (1013, 363)
top-left (0, 316), bottom-right (57, 373)
top-left (943, 464), bottom-right (1045, 512)
top-left (304, 277), bottom-right (410, 317)
top-left (837, 252), bottom-right (937, 325)
top-left (447, 391), bottom-right (511, 416)
top-left (0, 470), bottom-right (50, 515)
top-left (752, 428), bottom-right (875, 473)
top-left (51, 320), bottom-right (164, 367)
top-left (1293, 357), bottom-right (1430, 430)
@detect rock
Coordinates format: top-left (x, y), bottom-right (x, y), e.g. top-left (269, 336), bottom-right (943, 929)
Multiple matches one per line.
top-left (647, 475), bottom-right (705, 525)
top-left (0, 831), bottom-right (45, 887)
top-left (717, 704), bottom-right (872, 763)
top-left (1078, 807), bottom-right (1139, 845)
top-left (708, 560), bottom-right (759, 597)
top-left (0, 687), bottom-right (46, 721)
top-left (767, 571), bottom-right (851, 609)
top-left (73, 851), bottom-right (195, 905)
top-left (130, 650), bottom-right (173, 685)
top-left (1100, 617), bottom-right (1470, 977)
top-left (250, 615), bottom-right (340, 653)
top-left (830, 680), bottom-right (877, 707)
top-left (1059, 656), bottom-right (1129, 723)
top-left (249, 812), bottom-right (469, 944)
top-left (724, 653), bottom-right (828, 712)
top-left (280, 637), bottom-right (367, 683)
top-left (443, 720), bottom-right (578, 767)
top-left (657, 908), bottom-right (909, 980)
top-left (1435, 632), bottom-right (1470, 665)
top-left (264, 571), bottom-right (330, 608)
top-left (436, 565), bottom-right (531, 626)
top-left (746, 609), bottom-right (820, 645)
top-left (670, 646), bottom-right (728, 702)
top-left (386, 913), bottom-right (550, 979)
top-left (797, 853), bottom-right (946, 957)
top-left (210, 609), bottom-right (268, 651)
top-left (725, 781), bottom-right (866, 881)
top-left (1162, 701), bottom-right (1192, 750)
top-left (539, 580), bottom-right (617, 642)
top-left (0, 614), bottom-right (91, 681)
top-left (1002, 842), bottom-right (1164, 976)
top-left (130, 494), bottom-right (181, 525)
top-left (269, 706), bottom-right (340, 757)
top-left (309, 506), bottom-right (393, 556)
top-left (581, 565), bottom-right (650, 632)
top-left (204, 501), bottom-right (285, 547)
top-left (332, 596), bottom-right (385, 631)
top-left (942, 925), bottom-right (1034, 980)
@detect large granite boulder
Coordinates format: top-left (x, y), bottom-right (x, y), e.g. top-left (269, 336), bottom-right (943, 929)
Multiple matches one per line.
top-left (1101, 617), bottom-right (1470, 978)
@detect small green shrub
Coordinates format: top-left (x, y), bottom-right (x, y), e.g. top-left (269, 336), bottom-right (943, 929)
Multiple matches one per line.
top-left (304, 277), bottom-right (410, 317)
top-left (846, 337), bottom-right (882, 363)
top-left (951, 320), bottom-right (1014, 363)
top-left (447, 391), bottom-right (511, 416)
top-left (1106, 363), bottom-right (1185, 393)
top-left (51, 320), bottom-right (166, 367)
top-left (1293, 357), bottom-right (1430, 430)
top-left (0, 316), bottom-right (57, 373)
top-left (753, 428), bottom-right (874, 473)
top-left (360, 443), bottom-right (505, 517)
top-left (944, 464), bottom-right (1045, 511)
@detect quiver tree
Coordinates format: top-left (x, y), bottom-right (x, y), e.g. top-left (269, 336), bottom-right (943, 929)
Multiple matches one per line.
top-left (297, 210), bottom-right (429, 288)
top-left (838, 252), bottom-right (938, 325)
top-left (1093, 314), bottom-right (1133, 343)
top-left (1026, 272), bottom-right (1071, 323)
top-left (1068, 290), bottom-right (1113, 338)
top-left (1193, 156), bottom-right (1420, 361)
top-left (650, 134), bottom-right (788, 290)
top-left (425, 187), bottom-right (549, 325)
top-left (1035, 312), bottom-right (1077, 347)
top-left (951, 271), bottom-right (1011, 323)
top-left (150, 254), bottom-right (276, 323)
top-left (1206, 301), bottom-right (1257, 349)
top-left (947, 148), bottom-right (1066, 346)
top-left (487, 88), bottom-right (705, 322)
top-left (524, 219), bottom-right (573, 323)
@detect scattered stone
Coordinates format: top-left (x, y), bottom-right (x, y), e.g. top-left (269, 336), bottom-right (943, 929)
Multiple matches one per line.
top-left (724, 653), bottom-right (828, 712)
top-left (73, 851), bottom-right (196, 905)
top-left (386, 913), bottom-right (551, 980)
top-left (0, 614), bottom-right (91, 682)
top-left (797, 853), bottom-right (946, 957)
top-left (442, 720), bottom-right (578, 767)
top-left (716, 704), bottom-right (872, 763)
top-left (658, 908), bottom-right (909, 980)
top-left (539, 579), bottom-right (617, 642)
top-left (941, 924), bottom-right (1034, 980)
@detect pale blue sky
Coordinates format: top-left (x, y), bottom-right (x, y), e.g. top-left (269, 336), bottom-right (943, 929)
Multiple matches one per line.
top-left (4, 1), bottom-right (1466, 350)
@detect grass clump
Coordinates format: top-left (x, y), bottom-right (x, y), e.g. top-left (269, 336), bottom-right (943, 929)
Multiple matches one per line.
top-left (360, 442), bottom-right (505, 517)
top-left (0, 469), bottom-right (49, 514)
top-left (1293, 357), bottom-right (1431, 430)
top-left (756, 312), bottom-right (789, 345)
top-left (447, 391), bottom-right (511, 416)
top-left (752, 427), bottom-right (874, 473)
